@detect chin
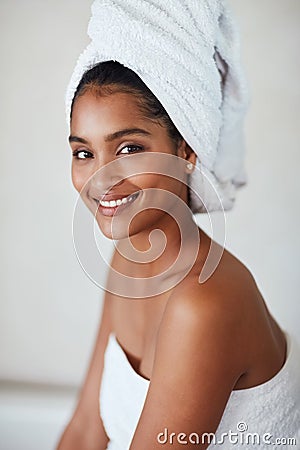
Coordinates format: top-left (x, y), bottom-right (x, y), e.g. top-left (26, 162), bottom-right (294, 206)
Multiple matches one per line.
top-left (95, 216), bottom-right (136, 241)
top-left (96, 210), bottom-right (164, 241)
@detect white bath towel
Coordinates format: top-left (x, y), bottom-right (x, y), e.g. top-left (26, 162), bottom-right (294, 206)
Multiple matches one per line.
top-left (65, 0), bottom-right (250, 213)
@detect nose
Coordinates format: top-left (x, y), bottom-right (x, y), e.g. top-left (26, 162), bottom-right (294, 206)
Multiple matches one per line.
top-left (88, 159), bottom-right (124, 199)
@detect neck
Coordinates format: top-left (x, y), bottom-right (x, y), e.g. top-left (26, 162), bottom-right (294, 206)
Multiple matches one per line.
top-left (117, 198), bottom-right (199, 278)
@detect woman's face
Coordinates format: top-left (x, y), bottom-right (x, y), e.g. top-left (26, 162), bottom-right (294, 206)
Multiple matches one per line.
top-left (69, 89), bottom-right (194, 240)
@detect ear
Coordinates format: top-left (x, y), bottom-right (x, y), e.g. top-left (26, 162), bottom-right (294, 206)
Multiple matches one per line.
top-left (176, 139), bottom-right (197, 173)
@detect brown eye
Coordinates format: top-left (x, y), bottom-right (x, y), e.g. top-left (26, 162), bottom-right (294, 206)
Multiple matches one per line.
top-left (117, 145), bottom-right (144, 155)
top-left (73, 150), bottom-right (94, 160)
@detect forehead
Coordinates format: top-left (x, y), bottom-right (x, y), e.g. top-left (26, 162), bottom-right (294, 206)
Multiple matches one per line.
top-left (71, 90), bottom-right (145, 127)
top-left (70, 89), bottom-right (170, 144)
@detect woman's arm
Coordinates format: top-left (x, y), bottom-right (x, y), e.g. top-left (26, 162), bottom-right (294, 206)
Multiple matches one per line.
top-left (129, 281), bottom-right (247, 450)
top-left (56, 295), bottom-right (112, 450)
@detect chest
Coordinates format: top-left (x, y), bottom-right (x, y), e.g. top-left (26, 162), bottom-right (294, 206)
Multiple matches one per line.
top-left (108, 291), bottom-right (170, 380)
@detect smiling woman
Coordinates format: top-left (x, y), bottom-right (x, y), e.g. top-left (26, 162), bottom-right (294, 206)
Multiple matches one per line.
top-left (69, 64), bottom-right (195, 242)
top-left (55, 1), bottom-right (300, 450)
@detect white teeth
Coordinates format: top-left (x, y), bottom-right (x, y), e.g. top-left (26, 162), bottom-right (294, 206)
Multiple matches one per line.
top-left (99, 194), bottom-right (138, 208)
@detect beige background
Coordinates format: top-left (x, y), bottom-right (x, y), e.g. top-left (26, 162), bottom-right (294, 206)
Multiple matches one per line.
top-left (0, 1), bottom-right (299, 449)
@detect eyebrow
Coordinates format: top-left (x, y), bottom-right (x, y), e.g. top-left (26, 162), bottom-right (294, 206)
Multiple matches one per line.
top-left (68, 128), bottom-right (152, 144)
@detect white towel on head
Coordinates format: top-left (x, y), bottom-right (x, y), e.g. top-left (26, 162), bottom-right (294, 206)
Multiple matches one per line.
top-left (65, 0), bottom-right (250, 213)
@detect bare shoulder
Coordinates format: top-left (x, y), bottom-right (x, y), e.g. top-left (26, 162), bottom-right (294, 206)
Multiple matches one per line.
top-left (129, 248), bottom-right (252, 449)
top-left (129, 242), bottom-right (286, 448)
top-left (160, 242), bottom-right (286, 389)
top-left (156, 239), bottom-right (272, 388)
top-left (157, 246), bottom-right (262, 382)
top-left (165, 242), bottom-right (258, 337)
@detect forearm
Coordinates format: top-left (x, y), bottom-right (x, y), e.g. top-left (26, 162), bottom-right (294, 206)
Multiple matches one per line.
top-left (76, 297), bottom-right (112, 412)
top-left (56, 412), bottom-right (109, 450)
top-left (56, 296), bottom-right (112, 449)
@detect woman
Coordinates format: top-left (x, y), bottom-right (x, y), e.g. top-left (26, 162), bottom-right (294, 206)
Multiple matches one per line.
top-left (57, 1), bottom-right (300, 449)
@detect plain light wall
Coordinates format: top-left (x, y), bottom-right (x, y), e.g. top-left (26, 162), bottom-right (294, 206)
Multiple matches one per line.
top-left (0, 0), bottom-right (299, 388)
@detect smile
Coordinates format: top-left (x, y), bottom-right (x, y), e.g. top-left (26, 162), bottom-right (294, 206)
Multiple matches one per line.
top-left (95, 191), bottom-right (140, 216)
top-left (99, 192), bottom-right (139, 207)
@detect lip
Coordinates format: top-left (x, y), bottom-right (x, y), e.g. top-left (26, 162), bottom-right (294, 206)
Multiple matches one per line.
top-left (95, 191), bottom-right (141, 217)
top-left (98, 192), bottom-right (137, 202)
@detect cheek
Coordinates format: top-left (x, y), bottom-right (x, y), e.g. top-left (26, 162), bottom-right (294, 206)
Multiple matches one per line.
top-left (135, 173), bottom-right (183, 194)
top-left (71, 164), bottom-right (90, 193)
